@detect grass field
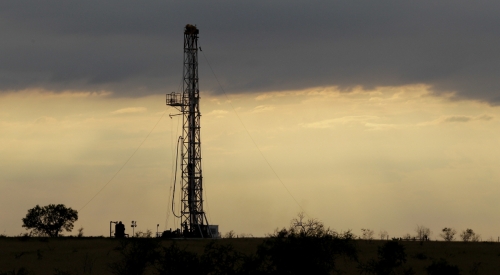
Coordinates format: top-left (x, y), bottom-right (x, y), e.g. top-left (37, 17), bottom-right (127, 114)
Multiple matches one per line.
top-left (0, 237), bottom-right (499, 274)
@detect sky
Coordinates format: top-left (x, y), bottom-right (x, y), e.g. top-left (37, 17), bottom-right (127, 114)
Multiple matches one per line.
top-left (1, 1), bottom-right (500, 239)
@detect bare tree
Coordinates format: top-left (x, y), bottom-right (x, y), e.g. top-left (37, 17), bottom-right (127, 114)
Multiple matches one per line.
top-left (379, 230), bottom-right (389, 240)
top-left (440, 227), bottom-right (456, 241)
top-left (223, 230), bottom-right (236, 238)
top-left (291, 212), bottom-right (306, 228)
top-left (289, 212), bottom-right (331, 237)
top-left (77, 227), bottom-right (84, 238)
top-left (361, 228), bottom-right (375, 240)
top-left (415, 225), bottom-right (432, 241)
top-left (460, 228), bottom-right (480, 242)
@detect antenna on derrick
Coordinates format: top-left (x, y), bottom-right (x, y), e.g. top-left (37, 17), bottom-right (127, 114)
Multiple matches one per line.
top-left (166, 24), bottom-right (218, 238)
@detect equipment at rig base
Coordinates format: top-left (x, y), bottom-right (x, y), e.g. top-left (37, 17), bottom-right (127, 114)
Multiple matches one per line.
top-left (166, 24), bottom-right (217, 238)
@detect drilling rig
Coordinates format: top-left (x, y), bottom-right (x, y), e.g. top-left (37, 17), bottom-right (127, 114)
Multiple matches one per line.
top-left (166, 24), bottom-right (217, 238)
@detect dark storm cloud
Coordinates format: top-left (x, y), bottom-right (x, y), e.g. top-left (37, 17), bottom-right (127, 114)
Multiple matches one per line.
top-left (1, 1), bottom-right (500, 103)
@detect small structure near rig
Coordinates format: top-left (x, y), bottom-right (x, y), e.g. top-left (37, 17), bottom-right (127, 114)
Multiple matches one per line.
top-left (110, 221), bottom-right (128, 238)
top-left (166, 24), bottom-right (217, 238)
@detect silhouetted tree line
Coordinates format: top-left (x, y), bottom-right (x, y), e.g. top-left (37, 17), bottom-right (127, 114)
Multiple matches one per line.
top-left (358, 240), bottom-right (462, 275)
top-left (18, 204), bottom-right (486, 245)
top-left (110, 216), bottom-right (358, 275)
top-left (108, 216), bottom-right (466, 275)
top-left (2, 214), bottom-right (469, 275)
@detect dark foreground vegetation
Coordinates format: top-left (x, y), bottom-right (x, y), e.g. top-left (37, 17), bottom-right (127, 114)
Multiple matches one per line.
top-left (108, 224), bottom-right (357, 275)
top-left (1, 231), bottom-right (500, 274)
top-left (10, 205), bottom-right (497, 274)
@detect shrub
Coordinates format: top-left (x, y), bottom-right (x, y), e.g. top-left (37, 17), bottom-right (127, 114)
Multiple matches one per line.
top-left (77, 227), bottom-right (84, 238)
top-left (155, 242), bottom-right (201, 275)
top-left (426, 259), bottom-right (460, 275)
top-left (248, 220), bottom-right (357, 275)
top-left (0, 268), bottom-right (32, 275)
top-left (201, 242), bottom-right (243, 275)
top-left (109, 238), bottom-right (160, 275)
top-left (360, 241), bottom-right (414, 275)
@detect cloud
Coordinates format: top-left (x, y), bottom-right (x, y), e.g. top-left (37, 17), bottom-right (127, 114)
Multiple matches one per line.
top-left (303, 116), bottom-right (379, 129)
top-left (443, 116), bottom-right (472, 123)
top-left (419, 114), bottom-right (494, 126)
top-left (476, 114), bottom-right (494, 121)
top-left (252, 105), bottom-right (275, 113)
top-left (1, 1), bottom-right (500, 104)
top-left (34, 116), bottom-right (57, 124)
top-left (364, 123), bottom-right (399, 131)
top-left (206, 109), bottom-right (228, 117)
top-left (110, 107), bottom-right (147, 115)
top-left (442, 114), bottom-right (494, 123)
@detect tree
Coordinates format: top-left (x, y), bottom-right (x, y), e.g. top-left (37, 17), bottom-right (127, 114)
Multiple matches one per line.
top-left (379, 230), bottom-right (388, 240)
top-left (361, 228), bottom-right (375, 240)
top-left (288, 212), bottom-right (337, 238)
top-left (440, 227), bottom-right (456, 241)
top-left (415, 225), bottom-right (431, 241)
top-left (22, 204), bottom-right (78, 237)
top-left (460, 228), bottom-right (480, 242)
top-left (223, 230), bottom-right (236, 238)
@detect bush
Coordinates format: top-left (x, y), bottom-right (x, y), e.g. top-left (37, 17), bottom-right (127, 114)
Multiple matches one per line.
top-left (0, 268), bottom-right (31, 275)
top-left (247, 219), bottom-right (357, 275)
top-left (413, 252), bottom-right (427, 260)
top-left (134, 230), bottom-right (153, 238)
top-left (155, 242), bottom-right (201, 275)
top-left (360, 241), bottom-right (414, 275)
top-left (201, 242), bottom-right (243, 275)
top-left (109, 238), bottom-right (160, 275)
top-left (77, 227), bottom-right (84, 238)
top-left (426, 259), bottom-right (460, 275)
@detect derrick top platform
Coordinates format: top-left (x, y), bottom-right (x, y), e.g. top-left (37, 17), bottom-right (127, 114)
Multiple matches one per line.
top-left (185, 24), bottom-right (199, 35)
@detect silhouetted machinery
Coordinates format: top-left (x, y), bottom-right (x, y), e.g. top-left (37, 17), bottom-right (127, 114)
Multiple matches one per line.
top-left (110, 221), bottom-right (128, 238)
top-left (165, 24), bottom-right (218, 238)
top-left (115, 221), bottom-right (125, 238)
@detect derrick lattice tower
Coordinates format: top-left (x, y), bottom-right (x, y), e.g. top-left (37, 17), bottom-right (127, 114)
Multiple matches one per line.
top-left (166, 24), bottom-right (211, 238)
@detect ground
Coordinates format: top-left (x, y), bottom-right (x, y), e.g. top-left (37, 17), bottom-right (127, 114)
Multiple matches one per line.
top-left (0, 237), bottom-right (499, 274)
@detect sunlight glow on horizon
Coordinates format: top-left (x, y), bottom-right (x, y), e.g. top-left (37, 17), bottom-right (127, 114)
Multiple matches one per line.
top-left (1, 85), bottom-right (499, 239)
